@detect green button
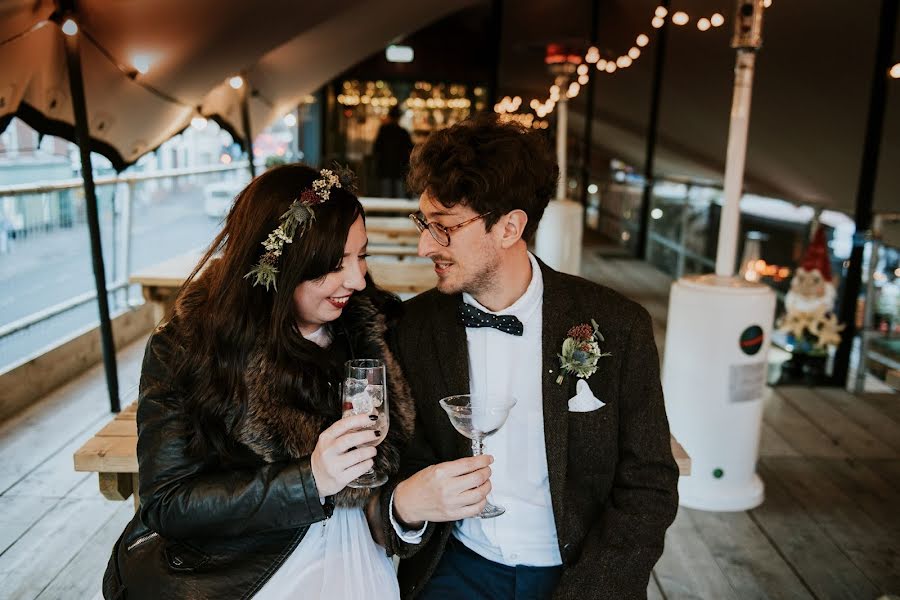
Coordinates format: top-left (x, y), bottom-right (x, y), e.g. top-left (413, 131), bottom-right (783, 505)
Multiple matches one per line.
top-left (713, 468), bottom-right (724, 479)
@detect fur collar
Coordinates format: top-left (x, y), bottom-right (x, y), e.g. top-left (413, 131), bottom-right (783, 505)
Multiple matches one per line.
top-left (235, 293), bottom-right (415, 508)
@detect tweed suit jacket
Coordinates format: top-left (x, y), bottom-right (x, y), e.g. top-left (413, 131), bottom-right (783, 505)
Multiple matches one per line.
top-left (380, 257), bottom-right (679, 599)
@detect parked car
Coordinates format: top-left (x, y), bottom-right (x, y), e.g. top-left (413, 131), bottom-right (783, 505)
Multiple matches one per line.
top-left (203, 181), bottom-right (243, 218)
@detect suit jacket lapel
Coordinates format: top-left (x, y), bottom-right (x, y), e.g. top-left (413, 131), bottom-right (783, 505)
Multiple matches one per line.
top-left (538, 259), bottom-right (576, 527)
top-left (428, 293), bottom-right (472, 458)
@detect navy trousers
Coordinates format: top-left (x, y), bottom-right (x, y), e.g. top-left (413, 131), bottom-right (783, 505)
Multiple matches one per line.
top-left (419, 537), bottom-right (563, 600)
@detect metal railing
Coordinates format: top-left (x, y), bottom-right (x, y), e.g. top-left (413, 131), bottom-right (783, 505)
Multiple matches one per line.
top-left (0, 161), bottom-right (252, 370)
top-left (0, 161), bottom-right (423, 371)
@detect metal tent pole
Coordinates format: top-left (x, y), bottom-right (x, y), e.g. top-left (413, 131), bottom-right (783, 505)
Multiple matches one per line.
top-left (62, 17), bottom-right (120, 412)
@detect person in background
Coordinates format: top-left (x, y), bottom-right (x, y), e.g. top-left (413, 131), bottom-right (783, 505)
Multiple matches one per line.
top-left (373, 106), bottom-right (414, 198)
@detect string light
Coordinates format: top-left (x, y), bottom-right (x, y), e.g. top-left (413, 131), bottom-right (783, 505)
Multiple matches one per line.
top-left (190, 116), bottom-right (208, 131)
top-left (672, 12), bottom-right (689, 25)
top-left (763, 0), bottom-right (772, 6)
top-left (494, 95), bottom-right (522, 114)
top-left (283, 113), bottom-right (297, 127)
top-left (522, 4), bottom-right (745, 122)
top-left (890, 63), bottom-right (900, 78)
top-left (131, 53), bottom-right (153, 75)
top-left (61, 18), bottom-right (78, 36)
top-left (229, 76), bottom-right (244, 90)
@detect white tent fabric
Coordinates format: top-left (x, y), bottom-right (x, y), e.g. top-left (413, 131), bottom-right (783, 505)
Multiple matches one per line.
top-left (0, 0), bottom-right (475, 169)
top-left (1, 0), bottom-right (896, 214)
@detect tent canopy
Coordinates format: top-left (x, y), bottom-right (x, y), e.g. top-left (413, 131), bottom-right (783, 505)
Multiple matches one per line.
top-left (1, 0), bottom-right (897, 214)
top-left (0, 0), bottom-right (475, 170)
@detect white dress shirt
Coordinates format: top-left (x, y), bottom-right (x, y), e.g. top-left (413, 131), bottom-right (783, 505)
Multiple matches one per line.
top-left (391, 252), bottom-right (562, 567)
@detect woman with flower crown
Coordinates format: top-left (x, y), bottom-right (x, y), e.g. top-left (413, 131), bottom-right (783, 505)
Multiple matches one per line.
top-left (102, 164), bottom-right (413, 599)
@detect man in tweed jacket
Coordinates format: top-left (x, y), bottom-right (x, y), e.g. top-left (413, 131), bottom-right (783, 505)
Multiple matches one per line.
top-left (379, 115), bottom-right (679, 599)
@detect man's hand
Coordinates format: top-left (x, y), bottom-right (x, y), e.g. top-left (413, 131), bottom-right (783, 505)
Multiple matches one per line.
top-left (393, 455), bottom-right (494, 528)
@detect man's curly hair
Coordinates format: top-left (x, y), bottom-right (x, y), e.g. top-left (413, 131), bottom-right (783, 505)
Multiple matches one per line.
top-left (406, 113), bottom-right (559, 243)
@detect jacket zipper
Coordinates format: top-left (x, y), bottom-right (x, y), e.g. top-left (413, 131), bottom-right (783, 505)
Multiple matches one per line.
top-left (126, 531), bottom-right (159, 551)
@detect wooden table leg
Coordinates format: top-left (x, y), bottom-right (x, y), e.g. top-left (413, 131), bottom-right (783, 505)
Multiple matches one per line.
top-left (99, 472), bottom-right (134, 501)
top-left (132, 473), bottom-right (141, 512)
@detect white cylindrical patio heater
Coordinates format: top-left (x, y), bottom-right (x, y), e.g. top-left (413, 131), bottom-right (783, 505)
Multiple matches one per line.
top-left (535, 52), bottom-right (584, 276)
top-left (664, 275), bottom-right (774, 510)
top-left (663, 0), bottom-right (773, 511)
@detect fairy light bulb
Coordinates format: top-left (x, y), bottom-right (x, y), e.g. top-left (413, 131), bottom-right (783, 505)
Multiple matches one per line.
top-left (62, 19), bottom-right (78, 36)
top-left (628, 47), bottom-right (641, 59)
top-left (672, 12), bottom-right (689, 25)
top-left (711, 13), bottom-right (725, 27)
top-left (697, 18), bottom-right (711, 31)
top-left (637, 33), bottom-right (650, 47)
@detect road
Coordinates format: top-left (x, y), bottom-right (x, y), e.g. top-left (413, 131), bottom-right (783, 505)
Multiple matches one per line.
top-left (0, 184), bottom-right (222, 371)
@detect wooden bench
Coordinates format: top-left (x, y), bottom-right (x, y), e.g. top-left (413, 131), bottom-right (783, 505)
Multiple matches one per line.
top-left (74, 402), bottom-right (691, 508)
top-left (73, 402), bottom-right (140, 509)
top-left (131, 252), bottom-right (438, 322)
top-left (360, 198), bottom-right (419, 215)
top-left (365, 216), bottom-right (420, 247)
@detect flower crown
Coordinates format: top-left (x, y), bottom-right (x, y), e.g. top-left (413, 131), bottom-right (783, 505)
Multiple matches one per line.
top-left (245, 165), bottom-right (358, 291)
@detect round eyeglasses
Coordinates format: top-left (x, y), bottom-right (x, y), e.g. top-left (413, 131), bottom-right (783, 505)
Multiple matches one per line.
top-left (408, 211), bottom-right (492, 247)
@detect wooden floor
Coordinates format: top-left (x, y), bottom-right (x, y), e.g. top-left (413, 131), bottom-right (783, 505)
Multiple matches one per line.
top-left (0, 247), bottom-right (898, 599)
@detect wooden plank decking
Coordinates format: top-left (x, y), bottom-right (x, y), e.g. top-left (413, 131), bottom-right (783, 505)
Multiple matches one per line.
top-left (0, 246), bottom-right (897, 599)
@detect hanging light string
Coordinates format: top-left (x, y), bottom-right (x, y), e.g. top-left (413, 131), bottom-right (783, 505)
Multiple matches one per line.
top-left (496, 3), bottom-right (778, 122)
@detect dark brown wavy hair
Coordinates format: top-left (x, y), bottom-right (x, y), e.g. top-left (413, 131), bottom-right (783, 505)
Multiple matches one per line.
top-left (406, 113), bottom-right (558, 242)
top-left (170, 164), bottom-right (387, 463)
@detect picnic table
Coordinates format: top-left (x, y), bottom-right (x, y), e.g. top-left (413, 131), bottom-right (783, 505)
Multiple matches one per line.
top-left (74, 401), bottom-right (691, 508)
top-left (130, 251), bottom-right (437, 322)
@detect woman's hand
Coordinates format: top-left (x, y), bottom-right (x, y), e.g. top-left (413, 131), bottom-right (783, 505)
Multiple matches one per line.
top-left (311, 414), bottom-right (381, 497)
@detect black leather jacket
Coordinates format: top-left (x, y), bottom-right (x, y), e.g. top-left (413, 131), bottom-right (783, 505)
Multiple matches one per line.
top-left (103, 324), bottom-right (331, 600)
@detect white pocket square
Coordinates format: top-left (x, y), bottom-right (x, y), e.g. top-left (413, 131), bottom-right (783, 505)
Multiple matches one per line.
top-left (568, 379), bottom-right (605, 412)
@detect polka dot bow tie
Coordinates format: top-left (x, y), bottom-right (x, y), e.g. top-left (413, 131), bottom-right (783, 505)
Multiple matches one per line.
top-left (458, 303), bottom-right (524, 336)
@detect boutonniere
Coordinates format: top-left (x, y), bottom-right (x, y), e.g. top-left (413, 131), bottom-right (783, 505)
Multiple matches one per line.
top-left (556, 319), bottom-right (611, 385)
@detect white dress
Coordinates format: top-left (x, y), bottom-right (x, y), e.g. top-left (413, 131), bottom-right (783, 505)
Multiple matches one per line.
top-left (253, 327), bottom-right (400, 600)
